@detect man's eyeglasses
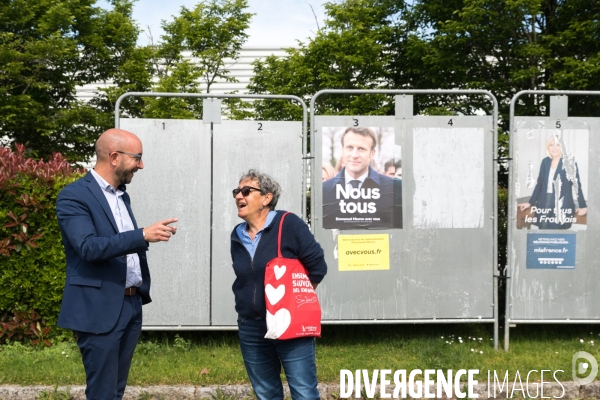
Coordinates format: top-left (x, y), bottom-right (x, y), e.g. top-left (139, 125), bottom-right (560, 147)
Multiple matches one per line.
top-left (113, 150), bottom-right (142, 164)
top-left (232, 186), bottom-right (262, 197)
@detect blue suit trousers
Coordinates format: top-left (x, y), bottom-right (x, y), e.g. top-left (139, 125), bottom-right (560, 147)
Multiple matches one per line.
top-left (75, 294), bottom-right (143, 400)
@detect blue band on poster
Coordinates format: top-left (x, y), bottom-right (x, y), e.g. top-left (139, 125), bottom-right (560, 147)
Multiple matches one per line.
top-left (526, 233), bottom-right (576, 269)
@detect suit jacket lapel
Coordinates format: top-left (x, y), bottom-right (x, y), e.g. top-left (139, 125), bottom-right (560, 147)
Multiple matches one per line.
top-left (366, 166), bottom-right (381, 185)
top-left (84, 172), bottom-right (119, 233)
top-left (334, 168), bottom-right (346, 187)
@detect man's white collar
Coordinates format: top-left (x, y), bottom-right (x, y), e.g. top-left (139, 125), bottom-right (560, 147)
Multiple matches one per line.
top-left (344, 169), bottom-right (368, 183)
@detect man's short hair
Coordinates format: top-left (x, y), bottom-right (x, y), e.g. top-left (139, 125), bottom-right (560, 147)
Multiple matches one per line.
top-left (384, 159), bottom-right (395, 172)
top-left (341, 127), bottom-right (377, 150)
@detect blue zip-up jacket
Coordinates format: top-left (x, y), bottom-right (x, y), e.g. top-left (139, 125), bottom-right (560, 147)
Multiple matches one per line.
top-left (230, 211), bottom-right (327, 320)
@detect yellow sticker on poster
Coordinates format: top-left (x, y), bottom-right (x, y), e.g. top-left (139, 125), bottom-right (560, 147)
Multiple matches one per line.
top-left (338, 234), bottom-right (390, 271)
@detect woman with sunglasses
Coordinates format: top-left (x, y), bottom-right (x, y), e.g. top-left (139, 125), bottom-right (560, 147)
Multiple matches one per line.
top-left (230, 169), bottom-right (327, 400)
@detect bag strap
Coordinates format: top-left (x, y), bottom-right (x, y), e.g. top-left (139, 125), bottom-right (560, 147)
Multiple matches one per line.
top-left (277, 212), bottom-right (291, 258)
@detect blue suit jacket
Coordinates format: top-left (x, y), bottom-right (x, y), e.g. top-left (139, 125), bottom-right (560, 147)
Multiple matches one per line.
top-left (322, 166), bottom-right (403, 229)
top-left (528, 157), bottom-right (587, 228)
top-left (56, 171), bottom-right (150, 334)
top-left (530, 157), bottom-right (587, 209)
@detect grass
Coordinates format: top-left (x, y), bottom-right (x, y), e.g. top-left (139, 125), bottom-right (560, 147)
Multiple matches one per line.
top-left (0, 324), bottom-right (599, 386)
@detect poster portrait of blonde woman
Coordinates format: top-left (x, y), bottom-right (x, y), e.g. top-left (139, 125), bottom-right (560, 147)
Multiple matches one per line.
top-left (515, 129), bottom-right (589, 230)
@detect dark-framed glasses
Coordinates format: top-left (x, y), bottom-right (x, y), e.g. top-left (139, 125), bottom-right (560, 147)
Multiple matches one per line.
top-left (113, 150), bottom-right (142, 164)
top-left (232, 186), bottom-right (262, 197)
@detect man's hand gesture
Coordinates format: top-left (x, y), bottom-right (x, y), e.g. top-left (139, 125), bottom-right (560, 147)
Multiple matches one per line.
top-left (143, 218), bottom-right (178, 242)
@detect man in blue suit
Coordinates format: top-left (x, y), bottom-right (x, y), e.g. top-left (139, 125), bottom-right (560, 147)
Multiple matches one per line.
top-left (56, 128), bottom-right (178, 399)
top-left (323, 127), bottom-right (402, 229)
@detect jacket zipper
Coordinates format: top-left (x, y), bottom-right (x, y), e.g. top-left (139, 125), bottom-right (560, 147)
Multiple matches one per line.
top-left (232, 236), bottom-right (259, 316)
top-left (232, 213), bottom-right (279, 318)
top-left (251, 257), bottom-right (257, 316)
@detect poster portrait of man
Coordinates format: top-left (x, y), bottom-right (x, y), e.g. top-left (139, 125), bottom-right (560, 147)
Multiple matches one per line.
top-left (322, 126), bottom-right (402, 230)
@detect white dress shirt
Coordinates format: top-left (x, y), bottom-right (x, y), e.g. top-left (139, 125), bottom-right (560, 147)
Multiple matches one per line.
top-left (547, 167), bottom-right (556, 193)
top-left (90, 169), bottom-right (142, 288)
top-left (344, 170), bottom-right (369, 191)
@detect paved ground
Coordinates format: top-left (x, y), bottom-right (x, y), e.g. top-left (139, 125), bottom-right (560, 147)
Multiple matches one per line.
top-left (2, 382), bottom-right (600, 399)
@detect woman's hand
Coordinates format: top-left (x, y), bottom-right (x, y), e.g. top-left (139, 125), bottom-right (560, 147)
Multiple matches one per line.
top-left (518, 203), bottom-right (531, 212)
top-left (577, 208), bottom-right (587, 216)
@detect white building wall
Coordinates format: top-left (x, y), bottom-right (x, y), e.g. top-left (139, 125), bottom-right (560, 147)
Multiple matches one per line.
top-left (76, 47), bottom-right (290, 100)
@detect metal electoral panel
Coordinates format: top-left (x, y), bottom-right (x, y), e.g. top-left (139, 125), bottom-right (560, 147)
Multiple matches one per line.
top-left (211, 120), bottom-right (304, 326)
top-left (121, 119), bottom-right (211, 326)
top-left (508, 116), bottom-right (600, 320)
top-left (314, 115), bottom-right (495, 320)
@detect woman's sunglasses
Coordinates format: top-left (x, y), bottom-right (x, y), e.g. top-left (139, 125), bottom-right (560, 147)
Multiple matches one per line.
top-left (232, 186), bottom-right (262, 198)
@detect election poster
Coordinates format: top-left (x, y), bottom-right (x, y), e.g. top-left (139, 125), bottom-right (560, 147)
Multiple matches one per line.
top-left (515, 128), bottom-right (589, 231)
top-left (321, 126), bottom-right (402, 230)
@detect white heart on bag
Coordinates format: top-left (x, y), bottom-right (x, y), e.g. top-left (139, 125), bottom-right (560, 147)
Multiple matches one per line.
top-left (265, 284), bottom-right (285, 305)
top-left (265, 308), bottom-right (291, 339)
top-left (274, 265), bottom-right (286, 280)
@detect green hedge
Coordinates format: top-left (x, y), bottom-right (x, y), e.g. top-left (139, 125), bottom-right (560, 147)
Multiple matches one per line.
top-left (0, 144), bottom-right (83, 338)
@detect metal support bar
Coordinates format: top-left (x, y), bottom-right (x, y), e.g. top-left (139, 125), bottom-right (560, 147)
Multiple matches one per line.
top-left (142, 318), bottom-right (497, 331)
top-left (508, 320), bottom-right (600, 324)
top-left (142, 326), bottom-right (238, 331)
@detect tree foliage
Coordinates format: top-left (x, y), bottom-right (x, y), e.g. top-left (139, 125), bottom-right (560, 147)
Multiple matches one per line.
top-left (0, 0), bottom-right (255, 159)
top-left (0, 0), bottom-right (144, 163)
top-left (1, 0), bottom-right (597, 162)
top-left (248, 0), bottom-right (403, 119)
top-left (142, 0), bottom-right (253, 119)
top-left (249, 0), bottom-right (600, 127)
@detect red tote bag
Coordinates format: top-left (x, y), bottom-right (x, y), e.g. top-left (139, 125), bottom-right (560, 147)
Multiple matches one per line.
top-left (264, 212), bottom-right (322, 340)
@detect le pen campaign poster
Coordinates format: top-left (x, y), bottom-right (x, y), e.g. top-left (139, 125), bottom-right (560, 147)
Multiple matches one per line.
top-left (515, 128), bottom-right (589, 231)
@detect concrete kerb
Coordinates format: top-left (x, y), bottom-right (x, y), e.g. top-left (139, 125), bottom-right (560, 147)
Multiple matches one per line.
top-left (1, 382), bottom-right (599, 399)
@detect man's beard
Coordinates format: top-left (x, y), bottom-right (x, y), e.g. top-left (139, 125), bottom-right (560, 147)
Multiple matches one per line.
top-left (115, 163), bottom-right (135, 186)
